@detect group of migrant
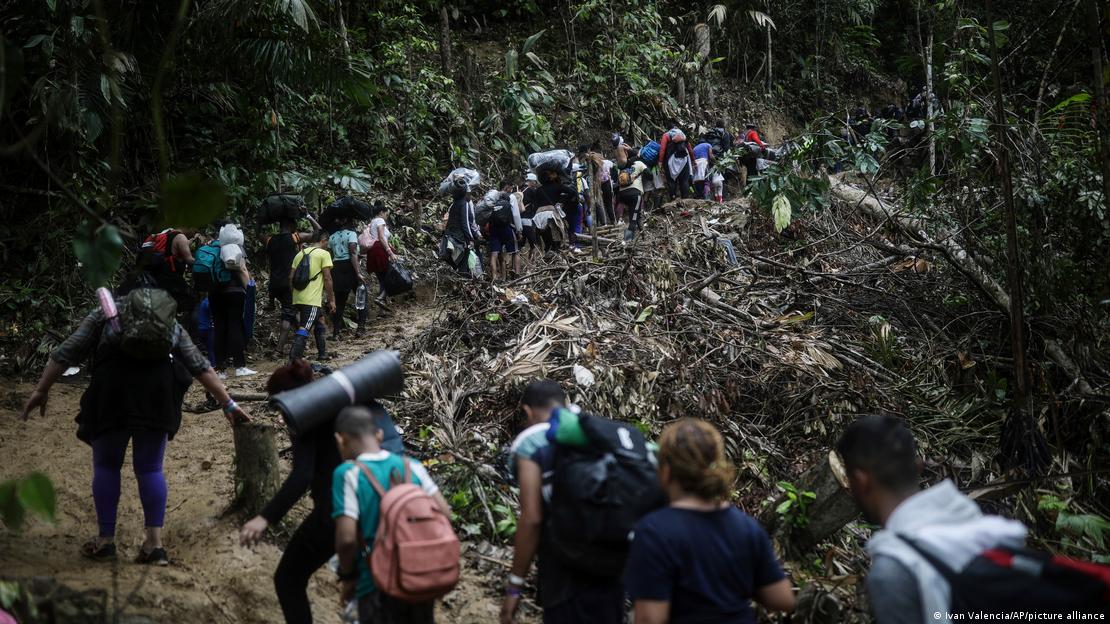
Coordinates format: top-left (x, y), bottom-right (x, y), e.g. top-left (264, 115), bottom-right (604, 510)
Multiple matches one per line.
top-left (433, 120), bottom-right (784, 277)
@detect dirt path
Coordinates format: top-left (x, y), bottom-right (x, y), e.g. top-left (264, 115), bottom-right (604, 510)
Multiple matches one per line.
top-left (0, 279), bottom-right (524, 623)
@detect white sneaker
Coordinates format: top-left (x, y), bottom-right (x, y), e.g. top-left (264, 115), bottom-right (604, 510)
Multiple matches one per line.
top-left (217, 371), bottom-right (227, 380)
top-left (235, 367), bottom-right (258, 377)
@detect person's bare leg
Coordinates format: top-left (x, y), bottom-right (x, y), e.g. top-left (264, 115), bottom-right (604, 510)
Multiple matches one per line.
top-left (512, 252), bottom-right (521, 276)
top-left (143, 526), bottom-right (163, 551)
top-left (490, 252), bottom-right (501, 281)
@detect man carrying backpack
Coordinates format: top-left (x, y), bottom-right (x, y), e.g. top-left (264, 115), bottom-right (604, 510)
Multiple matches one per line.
top-left (488, 180), bottom-right (522, 281)
top-left (332, 406), bottom-right (453, 624)
top-left (137, 227), bottom-right (201, 321)
top-left (836, 415), bottom-right (1029, 623)
top-left (289, 231), bottom-right (336, 362)
top-left (657, 126), bottom-right (695, 200)
top-left (500, 380), bottom-right (633, 624)
top-left (266, 218), bottom-right (316, 359)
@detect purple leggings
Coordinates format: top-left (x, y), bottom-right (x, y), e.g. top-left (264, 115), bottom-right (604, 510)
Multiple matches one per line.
top-left (91, 429), bottom-right (168, 537)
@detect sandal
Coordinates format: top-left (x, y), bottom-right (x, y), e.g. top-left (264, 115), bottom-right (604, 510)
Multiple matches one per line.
top-left (81, 540), bottom-right (117, 562)
top-left (135, 546), bottom-right (170, 566)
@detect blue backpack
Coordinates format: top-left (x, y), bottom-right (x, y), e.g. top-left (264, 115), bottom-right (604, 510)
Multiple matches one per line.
top-left (639, 140), bottom-right (661, 163)
top-left (192, 241), bottom-right (230, 291)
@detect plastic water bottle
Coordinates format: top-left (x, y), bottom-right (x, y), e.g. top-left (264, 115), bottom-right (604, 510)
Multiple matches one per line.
top-left (355, 284), bottom-right (367, 310)
top-left (97, 287), bottom-right (120, 333)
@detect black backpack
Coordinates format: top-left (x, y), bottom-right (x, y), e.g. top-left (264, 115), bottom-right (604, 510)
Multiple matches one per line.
top-left (490, 198), bottom-right (513, 228)
top-left (899, 536), bottom-right (1110, 612)
top-left (546, 412), bottom-right (666, 577)
top-left (116, 288), bottom-right (178, 359)
top-left (291, 248), bottom-right (321, 291)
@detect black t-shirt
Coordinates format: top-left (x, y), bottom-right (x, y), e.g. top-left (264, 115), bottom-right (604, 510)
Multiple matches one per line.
top-left (624, 506), bottom-right (786, 624)
top-left (522, 188), bottom-right (540, 219)
top-left (267, 232), bottom-right (299, 286)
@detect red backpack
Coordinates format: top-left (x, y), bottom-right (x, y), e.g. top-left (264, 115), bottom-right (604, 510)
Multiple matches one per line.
top-left (900, 535), bottom-right (1110, 611)
top-left (354, 459), bottom-right (461, 603)
top-left (138, 229), bottom-right (180, 273)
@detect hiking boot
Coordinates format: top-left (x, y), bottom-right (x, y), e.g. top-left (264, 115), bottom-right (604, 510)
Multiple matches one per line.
top-left (136, 546), bottom-right (169, 566)
top-left (317, 353), bottom-right (332, 362)
top-left (235, 367), bottom-right (258, 377)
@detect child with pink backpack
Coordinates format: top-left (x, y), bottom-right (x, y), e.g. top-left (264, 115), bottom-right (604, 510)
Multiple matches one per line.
top-left (332, 406), bottom-right (459, 624)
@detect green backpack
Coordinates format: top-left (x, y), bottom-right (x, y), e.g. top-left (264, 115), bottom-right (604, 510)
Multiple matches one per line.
top-left (117, 289), bottom-right (178, 359)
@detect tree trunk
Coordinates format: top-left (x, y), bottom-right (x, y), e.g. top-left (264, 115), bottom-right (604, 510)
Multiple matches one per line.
top-left (677, 76), bottom-right (686, 107)
top-left (759, 451), bottom-right (856, 559)
top-left (335, 0), bottom-right (351, 64)
top-left (765, 0), bottom-right (773, 95)
top-left (438, 5), bottom-right (452, 77)
top-left (1086, 0), bottom-right (1110, 217)
top-left (926, 29), bottom-right (935, 177)
top-left (230, 422), bottom-right (280, 517)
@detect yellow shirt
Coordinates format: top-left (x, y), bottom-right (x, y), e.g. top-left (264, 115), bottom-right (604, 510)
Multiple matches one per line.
top-left (291, 246), bottom-right (334, 307)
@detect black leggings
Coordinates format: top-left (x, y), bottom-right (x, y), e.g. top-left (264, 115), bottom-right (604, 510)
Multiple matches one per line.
top-left (274, 509), bottom-right (335, 624)
top-left (601, 180), bottom-right (616, 225)
top-left (210, 289), bottom-right (246, 368)
top-left (331, 261), bottom-right (357, 333)
top-left (619, 190), bottom-right (644, 240)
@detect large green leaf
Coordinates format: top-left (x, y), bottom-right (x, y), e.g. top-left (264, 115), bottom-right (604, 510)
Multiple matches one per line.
top-left (0, 480), bottom-right (23, 530)
top-left (772, 194), bottom-right (792, 233)
top-left (16, 472), bottom-right (54, 524)
top-left (161, 173), bottom-right (227, 228)
top-left (521, 29), bottom-right (546, 55)
top-left (73, 222), bottom-right (123, 288)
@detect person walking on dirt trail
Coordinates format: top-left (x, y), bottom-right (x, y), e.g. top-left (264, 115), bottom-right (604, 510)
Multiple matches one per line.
top-left (534, 170), bottom-right (578, 256)
top-left (363, 201), bottom-right (400, 312)
top-left (210, 223), bottom-right (256, 378)
top-left (499, 380), bottom-right (625, 624)
top-left (692, 140), bottom-right (715, 200)
top-left (328, 216), bottom-right (368, 341)
top-left (267, 218), bottom-right (316, 358)
top-left (743, 122), bottom-right (766, 149)
top-left (835, 415), bottom-right (1030, 624)
top-left (625, 418), bottom-right (795, 623)
top-left (443, 182), bottom-right (482, 275)
top-left (238, 364), bottom-right (428, 624)
top-left (136, 227), bottom-right (200, 315)
top-left (658, 126), bottom-right (696, 200)
top-left (520, 172), bottom-right (543, 262)
top-left (20, 285), bottom-right (250, 566)
top-left (332, 406), bottom-right (450, 624)
top-left (289, 230), bottom-right (336, 362)
top-left (616, 157), bottom-right (649, 242)
top-left (488, 180), bottom-right (522, 281)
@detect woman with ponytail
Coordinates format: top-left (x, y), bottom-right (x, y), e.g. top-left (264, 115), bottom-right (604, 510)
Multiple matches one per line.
top-left (624, 419), bottom-right (795, 623)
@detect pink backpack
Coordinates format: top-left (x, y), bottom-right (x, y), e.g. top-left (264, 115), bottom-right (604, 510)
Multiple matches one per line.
top-left (358, 225), bottom-right (374, 252)
top-left (355, 459), bottom-right (461, 603)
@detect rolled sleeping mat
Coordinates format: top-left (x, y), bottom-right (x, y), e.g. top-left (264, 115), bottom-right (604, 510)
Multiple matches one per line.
top-left (271, 350), bottom-right (404, 437)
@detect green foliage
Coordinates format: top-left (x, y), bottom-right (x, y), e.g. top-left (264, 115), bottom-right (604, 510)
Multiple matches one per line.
top-left (774, 480), bottom-right (816, 529)
top-left (72, 222), bottom-right (123, 288)
top-left (161, 174), bottom-right (227, 228)
top-left (0, 472), bottom-right (56, 531)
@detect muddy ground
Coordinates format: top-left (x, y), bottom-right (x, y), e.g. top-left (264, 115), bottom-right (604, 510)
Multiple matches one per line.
top-left (0, 279), bottom-right (536, 623)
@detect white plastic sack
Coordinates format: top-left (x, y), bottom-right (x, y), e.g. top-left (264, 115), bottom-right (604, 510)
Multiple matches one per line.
top-left (221, 243), bottom-right (245, 270)
top-left (573, 364), bottom-right (596, 388)
top-left (439, 168), bottom-right (481, 195)
top-left (218, 223), bottom-right (244, 246)
top-left (527, 149), bottom-right (573, 173)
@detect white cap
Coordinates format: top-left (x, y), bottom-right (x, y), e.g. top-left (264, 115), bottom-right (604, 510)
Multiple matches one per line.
top-left (526, 172), bottom-right (538, 182)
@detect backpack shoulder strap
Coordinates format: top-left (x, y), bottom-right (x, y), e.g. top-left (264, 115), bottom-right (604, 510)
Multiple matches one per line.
top-left (896, 534), bottom-right (959, 581)
top-left (352, 460), bottom-right (387, 498)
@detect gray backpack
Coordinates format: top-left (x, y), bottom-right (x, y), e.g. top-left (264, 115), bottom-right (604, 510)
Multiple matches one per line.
top-left (117, 289), bottom-right (177, 359)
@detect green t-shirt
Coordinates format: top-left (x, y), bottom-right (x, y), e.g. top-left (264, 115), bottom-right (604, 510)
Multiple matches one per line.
top-left (331, 452), bottom-right (439, 598)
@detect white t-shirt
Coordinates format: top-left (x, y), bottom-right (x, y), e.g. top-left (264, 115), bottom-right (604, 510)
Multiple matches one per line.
top-left (368, 217), bottom-right (390, 245)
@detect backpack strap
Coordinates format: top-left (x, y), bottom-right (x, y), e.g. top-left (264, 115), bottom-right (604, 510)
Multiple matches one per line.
top-left (896, 534), bottom-right (959, 581)
top-left (352, 460), bottom-right (387, 498)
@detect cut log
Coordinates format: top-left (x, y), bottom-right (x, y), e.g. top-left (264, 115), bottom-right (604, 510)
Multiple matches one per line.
top-left (760, 450), bottom-right (858, 559)
top-left (229, 421), bottom-right (281, 518)
top-left (829, 176), bottom-right (1094, 396)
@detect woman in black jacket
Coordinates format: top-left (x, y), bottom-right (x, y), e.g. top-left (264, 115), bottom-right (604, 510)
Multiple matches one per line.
top-left (239, 360), bottom-right (445, 623)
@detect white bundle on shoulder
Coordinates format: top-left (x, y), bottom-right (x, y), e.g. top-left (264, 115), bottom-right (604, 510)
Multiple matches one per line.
top-left (218, 224), bottom-right (245, 270)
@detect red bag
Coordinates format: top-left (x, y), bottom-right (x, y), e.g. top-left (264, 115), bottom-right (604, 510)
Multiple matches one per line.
top-left (355, 460), bottom-right (460, 603)
top-left (365, 241), bottom-right (390, 274)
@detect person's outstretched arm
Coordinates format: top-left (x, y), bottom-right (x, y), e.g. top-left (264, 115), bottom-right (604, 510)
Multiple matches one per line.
top-left (754, 578), bottom-right (795, 613)
top-left (499, 458), bottom-right (543, 624)
top-left (20, 359), bottom-right (66, 420)
top-left (241, 437), bottom-right (316, 546)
